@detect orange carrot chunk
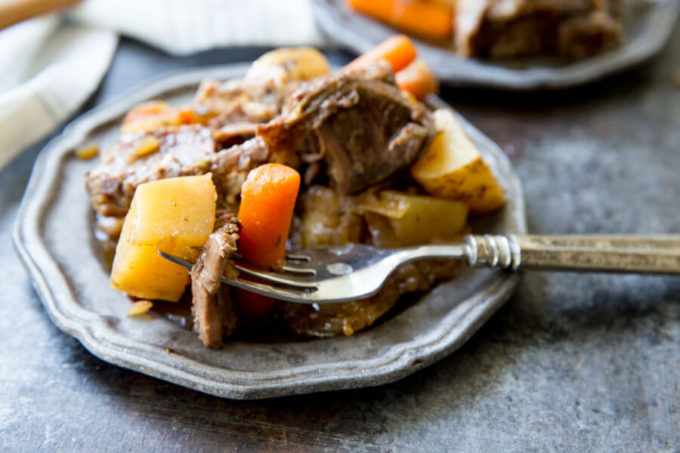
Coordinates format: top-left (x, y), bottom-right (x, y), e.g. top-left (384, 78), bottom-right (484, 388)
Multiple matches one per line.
top-left (344, 34), bottom-right (418, 73)
top-left (237, 163), bottom-right (301, 270)
top-left (346, 0), bottom-right (453, 41)
top-left (396, 58), bottom-right (439, 100)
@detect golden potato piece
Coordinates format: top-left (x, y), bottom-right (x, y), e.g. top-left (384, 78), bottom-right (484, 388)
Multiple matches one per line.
top-left (111, 174), bottom-right (217, 302)
top-left (75, 143), bottom-right (99, 160)
top-left (246, 47), bottom-right (331, 82)
top-left (411, 109), bottom-right (505, 214)
top-left (127, 300), bottom-right (153, 316)
top-left (133, 136), bottom-right (160, 157)
top-left (360, 190), bottom-right (468, 247)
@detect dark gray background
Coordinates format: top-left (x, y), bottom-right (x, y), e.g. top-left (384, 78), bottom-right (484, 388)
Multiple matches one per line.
top-left (1, 25), bottom-right (679, 451)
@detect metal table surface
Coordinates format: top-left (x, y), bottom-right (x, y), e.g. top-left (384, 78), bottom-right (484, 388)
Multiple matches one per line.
top-left (1, 29), bottom-right (679, 451)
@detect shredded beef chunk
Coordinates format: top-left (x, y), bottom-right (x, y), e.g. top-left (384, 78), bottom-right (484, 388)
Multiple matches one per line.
top-left (209, 137), bottom-right (272, 209)
top-left (86, 125), bottom-right (216, 218)
top-left (194, 62), bottom-right (301, 126)
top-left (195, 61), bottom-right (304, 147)
top-left (190, 216), bottom-right (240, 349)
top-left (85, 62), bottom-right (426, 232)
top-left (195, 78), bottom-right (287, 125)
top-left (213, 122), bottom-right (258, 149)
top-left (282, 260), bottom-right (457, 337)
top-left (455, 0), bottom-right (621, 58)
top-left (86, 131), bottom-right (271, 235)
top-left (257, 62), bottom-right (435, 194)
top-left (86, 61), bottom-right (306, 227)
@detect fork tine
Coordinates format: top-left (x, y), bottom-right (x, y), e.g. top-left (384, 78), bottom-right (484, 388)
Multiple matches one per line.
top-left (281, 264), bottom-right (316, 275)
top-left (234, 264), bottom-right (319, 290)
top-left (160, 250), bottom-right (318, 290)
top-left (233, 251), bottom-right (311, 263)
top-left (285, 252), bottom-right (311, 262)
top-left (227, 277), bottom-right (318, 304)
top-left (158, 250), bottom-right (193, 270)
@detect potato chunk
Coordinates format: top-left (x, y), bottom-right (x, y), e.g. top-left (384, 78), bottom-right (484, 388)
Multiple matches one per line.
top-left (246, 47), bottom-right (331, 82)
top-left (359, 190), bottom-right (468, 247)
top-left (111, 174), bottom-right (217, 301)
top-left (410, 109), bottom-right (505, 214)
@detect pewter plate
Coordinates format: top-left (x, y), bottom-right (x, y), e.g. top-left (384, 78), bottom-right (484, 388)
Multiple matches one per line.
top-left (311, 0), bottom-right (679, 89)
top-left (13, 64), bottom-right (526, 399)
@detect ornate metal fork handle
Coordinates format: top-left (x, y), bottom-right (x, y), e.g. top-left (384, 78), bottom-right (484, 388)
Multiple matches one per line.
top-left (161, 234), bottom-right (680, 304)
top-left (464, 235), bottom-right (680, 274)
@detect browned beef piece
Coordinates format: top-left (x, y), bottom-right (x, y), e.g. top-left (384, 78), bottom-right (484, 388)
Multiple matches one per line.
top-left (190, 215), bottom-right (240, 349)
top-left (195, 76), bottom-right (296, 125)
top-left (257, 62), bottom-right (435, 194)
top-left (195, 66), bottom-right (303, 138)
top-left (282, 259), bottom-right (457, 337)
top-left (213, 122), bottom-right (258, 149)
top-left (86, 63), bottom-right (307, 224)
top-left (195, 56), bottom-right (311, 151)
top-left (209, 137), bottom-right (272, 209)
top-left (455, 0), bottom-right (621, 58)
top-left (86, 125), bottom-right (215, 218)
top-left (86, 62), bottom-right (430, 225)
top-left (86, 128), bottom-right (271, 226)
top-left (557, 9), bottom-right (621, 58)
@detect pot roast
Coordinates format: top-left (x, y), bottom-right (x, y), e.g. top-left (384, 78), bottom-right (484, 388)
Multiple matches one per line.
top-left (86, 53), bottom-right (453, 348)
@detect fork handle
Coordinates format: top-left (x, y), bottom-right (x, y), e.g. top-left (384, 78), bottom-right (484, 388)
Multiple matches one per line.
top-left (463, 234), bottom-right (680, 274)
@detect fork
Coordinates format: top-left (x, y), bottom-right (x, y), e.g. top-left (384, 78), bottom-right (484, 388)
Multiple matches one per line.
top-left (160, 234), bottom-right (680, 304)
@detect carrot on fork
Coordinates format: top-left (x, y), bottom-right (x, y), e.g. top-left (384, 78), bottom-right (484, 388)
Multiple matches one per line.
top-left (344, 34), bottom-right (417, 73)
top-left (236, 163), bottom-right (301, 317)
top-left (237, 163), bottom-right (301, 270)
top-left (346, 0), bottom-right (453, 41)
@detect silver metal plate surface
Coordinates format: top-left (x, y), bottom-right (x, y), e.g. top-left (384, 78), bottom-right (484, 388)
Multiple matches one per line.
top-left (13, 64), bottom-right (526, 399)
top-left (311, 0), bottom-right (679, 89)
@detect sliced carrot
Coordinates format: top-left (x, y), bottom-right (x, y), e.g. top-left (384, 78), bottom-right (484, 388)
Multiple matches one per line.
top-left (121, 102), bottom-right (216, 134)
top-left (396, 58), bottom-right (439, 100)
top-left (344, 34), bottom-right (417, 73)
top-left (178, 107), bottom-right (197, 124)
top-left (122, 101), bottom-right (172, 126)
top-left (346, 0), bottom-right (453, 41)
top-left (237, 163), bottom-right (301, 270)
top-left (237, 164), bottom-right (300, 317)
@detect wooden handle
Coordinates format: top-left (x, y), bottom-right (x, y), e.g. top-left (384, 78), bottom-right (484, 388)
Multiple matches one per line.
top-left (464, 234), bottom-right (680, 275)
top-left (0, 0), bottom-right (82, 30)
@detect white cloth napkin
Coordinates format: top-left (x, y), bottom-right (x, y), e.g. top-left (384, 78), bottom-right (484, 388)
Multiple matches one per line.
top-left (0, 0), bottom-right (324, 170)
